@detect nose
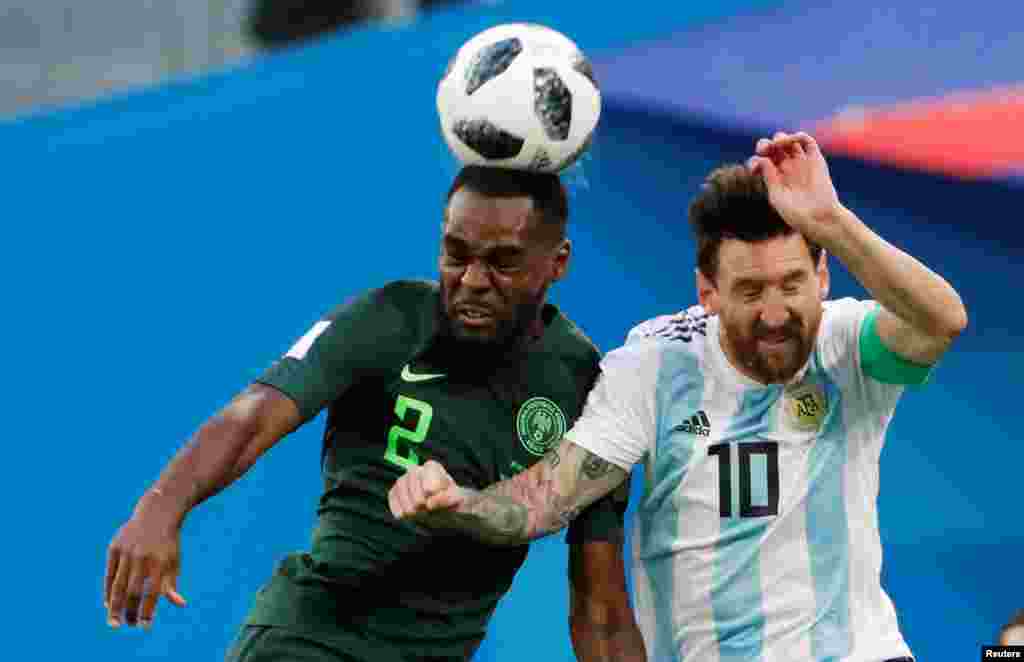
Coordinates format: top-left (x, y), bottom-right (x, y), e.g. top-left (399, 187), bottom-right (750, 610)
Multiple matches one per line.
top-left (460, 260), bottom-right (492, 291)
top-left (758, 294), bottom-right (791, 330)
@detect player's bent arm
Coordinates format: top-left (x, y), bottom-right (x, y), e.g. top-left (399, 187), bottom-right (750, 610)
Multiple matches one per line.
top-left (570, 539), bottom-right (647, 661)
top-left (871, 306), bottom-right (959, 369)
top-left (133, 383), bottom-right (302, 527)
top-left (105, 384), bottom-right (302, 628)
top-left (408, 437), bottom-right (628, 546)
top-left (822, 205), bottom-right (967, 366)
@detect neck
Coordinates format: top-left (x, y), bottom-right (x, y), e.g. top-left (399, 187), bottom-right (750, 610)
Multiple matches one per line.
top-left (525, 303), bottom-right (548, 343)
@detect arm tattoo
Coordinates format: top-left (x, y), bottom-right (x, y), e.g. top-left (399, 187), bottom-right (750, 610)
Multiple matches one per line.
top-left (548, 445), bottom-right (561, 469)
top-left (581, 452), bottom-right (615, 480)
top-left (418, 439), bottom-right (628, 546)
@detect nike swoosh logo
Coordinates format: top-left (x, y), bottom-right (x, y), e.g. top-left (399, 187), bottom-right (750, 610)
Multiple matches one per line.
top-left (401, 364), bottom-right (446, 382)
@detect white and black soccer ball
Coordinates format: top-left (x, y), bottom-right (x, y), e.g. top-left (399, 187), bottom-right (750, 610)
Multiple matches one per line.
top-left (437, 23), bottom-right (601, 173)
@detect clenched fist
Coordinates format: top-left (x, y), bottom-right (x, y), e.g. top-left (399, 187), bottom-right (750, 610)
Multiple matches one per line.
top-left (388, 460), bottom-right (470, 521)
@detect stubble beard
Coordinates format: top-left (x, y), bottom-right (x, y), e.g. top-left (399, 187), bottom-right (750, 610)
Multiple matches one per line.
top-left (725, 313), bottom-right (819, 384)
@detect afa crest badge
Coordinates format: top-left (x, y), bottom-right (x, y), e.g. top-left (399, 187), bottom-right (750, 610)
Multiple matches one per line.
top-left (516, 397), bottom-right (567, 456)
top-left (785, 384), bottom-right (829, 432)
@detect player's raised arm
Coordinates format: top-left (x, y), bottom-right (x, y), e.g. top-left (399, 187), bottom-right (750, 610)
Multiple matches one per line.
top-left (749, 132), bottom-right (967, 366)
top-left (104, 384), bottom-right (301, 629)
top-left (104, 284), bottom-right (412, 631)
top-left (388, 437), bottom-right (628, 545)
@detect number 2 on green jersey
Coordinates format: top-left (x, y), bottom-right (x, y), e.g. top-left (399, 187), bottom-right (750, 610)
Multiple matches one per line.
top-left (384, 395), bottom-right (433, 469)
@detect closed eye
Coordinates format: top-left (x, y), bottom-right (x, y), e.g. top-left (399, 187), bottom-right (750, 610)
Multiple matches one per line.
top-left (491, 260), bottom-right (522, 273)
top-left (739, 285), bottom-right (763, 301)
top-left (782, 270), bottom-right (808, 294)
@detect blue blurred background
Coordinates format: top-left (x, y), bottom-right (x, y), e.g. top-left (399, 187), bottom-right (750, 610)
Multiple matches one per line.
top-left (3, 1), bottom-right (1021, 660)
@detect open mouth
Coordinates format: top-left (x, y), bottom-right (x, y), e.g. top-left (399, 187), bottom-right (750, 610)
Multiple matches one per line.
top-left (456, 305), bottom-right (494, 327)
top-left (757, 334), bottom-right (793, 349)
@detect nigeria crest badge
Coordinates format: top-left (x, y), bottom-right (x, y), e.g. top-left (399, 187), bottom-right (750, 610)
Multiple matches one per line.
top-left (516, 397), bottom-right (567, 456)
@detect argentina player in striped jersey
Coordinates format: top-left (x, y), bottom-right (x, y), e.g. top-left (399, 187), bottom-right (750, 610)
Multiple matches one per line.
top-left (390, 132), bottom-right (967, 662)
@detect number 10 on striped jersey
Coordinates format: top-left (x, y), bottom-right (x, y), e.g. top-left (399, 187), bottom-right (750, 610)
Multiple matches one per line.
top-left (707, 442), bottom-right (780, 518)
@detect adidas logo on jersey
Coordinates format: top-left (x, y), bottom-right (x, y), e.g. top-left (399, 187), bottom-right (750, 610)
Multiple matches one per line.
top-left (675, 410), bottom-right (711, 436)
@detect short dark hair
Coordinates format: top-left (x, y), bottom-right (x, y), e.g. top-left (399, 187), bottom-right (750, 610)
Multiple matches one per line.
top-left (689, 164), bottom-right (822, 281)
top-left (446, 166), bottom-right (569, 241)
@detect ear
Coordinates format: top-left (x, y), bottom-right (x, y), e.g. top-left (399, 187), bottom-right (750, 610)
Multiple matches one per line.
top-left (816, 250), bottom-right (830, 301)
top-left (551, 239), bottom-right (571, 282)
top-left (696, 268), bottom-right (719, 314)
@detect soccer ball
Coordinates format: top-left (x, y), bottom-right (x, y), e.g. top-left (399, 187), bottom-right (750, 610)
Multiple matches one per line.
top-left (437, 23), bottom-right (601, 173)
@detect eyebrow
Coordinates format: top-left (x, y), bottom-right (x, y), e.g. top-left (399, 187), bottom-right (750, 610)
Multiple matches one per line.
top-left (731, 268), bottom-right (808, 292)
top-left (442, 235), bottom-right (526, 257)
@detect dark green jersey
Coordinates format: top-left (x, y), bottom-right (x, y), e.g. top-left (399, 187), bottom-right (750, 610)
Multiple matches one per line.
top-left (244, 280), bottom-right (622, 659)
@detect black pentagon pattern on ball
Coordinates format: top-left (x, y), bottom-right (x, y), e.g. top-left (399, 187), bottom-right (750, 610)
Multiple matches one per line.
top-left (465, 38), bottom-right (523, 96)
top-left (452, 118), bottom-right (525, 160)
top-left (534, 68), bottom-right (572, 141)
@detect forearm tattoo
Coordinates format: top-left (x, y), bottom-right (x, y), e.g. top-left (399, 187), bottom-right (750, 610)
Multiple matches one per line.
top-left (430, 439), bottom-right (627, 546)
top-left (581, 454), bottom-right (615, 480)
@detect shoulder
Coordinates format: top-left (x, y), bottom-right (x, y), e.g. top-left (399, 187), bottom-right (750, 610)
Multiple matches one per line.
top-left (599, 329), bottom-right (679, 389)
top-left (606, 305), bottom-right (715, 389)
top-left (623, 305), bottom-right (711, 366)
top-left (822, 297), bottom-right (872, 323)
top-left (816, 297), bottom-right (878, 379)
top-left (818, 297), bottom-right (875, 348)
top-left (366, 279), bottom-right (438, 312)
top-left (626, 304), bottom-right (710, 345)
top-left (311, 280), bottom-right (438, 359)
top-left (322, 279), bottom-right (436, 325)
top-left (544, 306), bottom-right (602, 367)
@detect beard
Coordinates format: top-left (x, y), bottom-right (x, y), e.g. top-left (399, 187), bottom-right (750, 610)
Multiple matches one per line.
top-left (435, 282), bottom-right (544, 372)
top-left (726, 312), bottom-right (817, 384)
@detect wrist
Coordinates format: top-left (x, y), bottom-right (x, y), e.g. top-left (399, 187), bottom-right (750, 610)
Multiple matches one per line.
top-left (133, 487), bottom-right (189, 531)
top-left (816, 203), bottom-right (867, 251)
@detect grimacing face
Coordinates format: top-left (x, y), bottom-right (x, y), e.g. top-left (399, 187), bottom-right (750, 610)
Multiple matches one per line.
top-left (699, 233), bottom-right (828, 384)
top-left (438, 188), bottom-right (569, 347)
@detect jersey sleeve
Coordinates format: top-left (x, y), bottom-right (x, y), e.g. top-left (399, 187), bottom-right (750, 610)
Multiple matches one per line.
top-left (256, 287), bottom-right (411, 422)
top-left (566, 340), bottom-right (661, 471)
top-left (818, 297), bottom-right (907, 416)
top-left (858, 305), bottom-right (934, 386)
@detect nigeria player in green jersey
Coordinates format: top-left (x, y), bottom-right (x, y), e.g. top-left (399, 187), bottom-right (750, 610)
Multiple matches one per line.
top-left (103, 166), bottom-right (646, 661)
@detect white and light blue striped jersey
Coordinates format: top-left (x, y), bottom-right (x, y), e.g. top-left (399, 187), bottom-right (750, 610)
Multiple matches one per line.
top-left (568, 298), bottom-right (913, 662)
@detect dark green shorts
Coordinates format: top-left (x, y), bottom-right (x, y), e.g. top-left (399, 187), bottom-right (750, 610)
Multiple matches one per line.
top-left (224, 625), bottom-right (477, 662)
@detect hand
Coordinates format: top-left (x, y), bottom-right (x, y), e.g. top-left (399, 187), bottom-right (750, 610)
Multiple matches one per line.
top-left (104, 507), bottom-right (187, 629)
top-left (388, 460), bottom-right (470, 521)
top-left (747, 132), bottom-right (844, 247)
